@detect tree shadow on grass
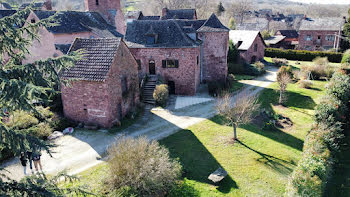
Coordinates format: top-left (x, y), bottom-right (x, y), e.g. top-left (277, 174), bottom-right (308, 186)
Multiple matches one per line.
top-left (159, 129), bottom-right (238, 194)
top-left (237, 140), bottom-right (295, 175)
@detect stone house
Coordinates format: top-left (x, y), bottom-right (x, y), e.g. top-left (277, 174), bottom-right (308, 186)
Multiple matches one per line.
top-left (298, 18), bottom-right (345, 51)
top-left (229, 30), bottom-right (266, 63)
top-left (61, 38), bottom-right (139, 128)
top-left (125, 13), bottom-right (229, 95)
top-left (275, 30), bottom-right (299, 49)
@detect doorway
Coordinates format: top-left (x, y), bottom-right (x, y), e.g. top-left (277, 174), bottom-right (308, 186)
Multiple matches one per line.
top-left (168, 81), bottom-right (175, 95)
top-left (149, 60), bottom-right (156, 75)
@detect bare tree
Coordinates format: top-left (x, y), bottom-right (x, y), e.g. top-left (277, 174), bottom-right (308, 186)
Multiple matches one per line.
top-left (277, 73), bottom-right (291, 105)
top-left (230, 0), bottom-right (252, 24)
top-left (216, 91), bottom-right (260, 141)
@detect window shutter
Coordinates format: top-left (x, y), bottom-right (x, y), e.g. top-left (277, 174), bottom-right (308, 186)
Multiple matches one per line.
top-left (175, 60), bottom-right (179, 68)
top-left (162, 60), bottom-right (166, 68)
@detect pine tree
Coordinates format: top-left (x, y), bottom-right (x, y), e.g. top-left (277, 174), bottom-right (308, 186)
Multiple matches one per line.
top-left (0, 2), bottom-right (88, 195)
top-left (216, 2), bottom-right (225, 16)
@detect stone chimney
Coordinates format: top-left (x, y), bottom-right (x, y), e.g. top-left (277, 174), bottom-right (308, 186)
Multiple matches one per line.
top-left (44, 0), bottom-right (52, 10)
top-left (162, 8), bottom-right (168, 17)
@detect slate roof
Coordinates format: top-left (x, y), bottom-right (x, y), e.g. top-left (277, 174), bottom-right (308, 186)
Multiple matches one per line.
top-left (34, 11), bottom-right (123, 37)
top-left (175, 19), bottom-right (206, 33)
top-left (162, 8), bottom-right (196, 20)
top-left (229, 30), bottom-right (265, 51)
top-left (61, 38), bottom-right (122, 82)
top-left (197, 14), bottom-right (229, 32)
top-left (265, 36), bottom-right (285, 45)
top-left (19, 2), bottom-right (45, 10)
top-left (0, 2), bottom-right (12, 9)
top-left (125, 20), bottom-right (200, 48)
top-left (0, 10), bottom-right (16, 18)
top-left (236, 18), bottom-right (269, 31)
top-left (55, 44), bottom-right (71, 54)
top-left (299, 18), bottom-right (345, 31)
top-left (277, 30), bottom-right (298, 38)
top-left (139, 15), bottom-right (160, 20)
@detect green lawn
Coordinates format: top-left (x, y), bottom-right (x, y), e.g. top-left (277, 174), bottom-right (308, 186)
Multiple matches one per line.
top-left (161, 80), bottom-right (327, 196)
top-left (62, 80), bottom-right (327, 196)
top-left (264, 57), bottom-right (342, 69)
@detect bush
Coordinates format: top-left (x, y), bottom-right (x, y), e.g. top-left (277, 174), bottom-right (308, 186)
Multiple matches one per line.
top-left (49, 116), bottom-right (76, 131)
top-left (35, 106), bottom-right (54, 120)
top-left (228, 62), bottom-right (245, 74)
top-left (300, 64), bottom-right (335, 80)
top-left (228, 40), bottom-right (239, 63)
top-left (313, 56), bottom-right (329, 66)
top-left (5, 111), bottom-right (39, 130)
top-left (153, 84), bottom-right (169, 107)
top-left (255, 61), bottom-right (265, 70)
top-left (341, 49), bottom-right (350, 65)
top-left (28, 122), bottom-right (53, 140)
top-left (265, 48), bottom-right (343, 63)
top-left (293, 70), bottom-right (308, 80)
top-left (299, 80), bottom-right (313, 89)
top-left (208, 81), bottom-right (225, 96)
top-left (106, 137), bottom-right (182, 196)
top-left (272, 58), bottom-right (288, 67)
top-left (244, 62), bottom-right (266, 76)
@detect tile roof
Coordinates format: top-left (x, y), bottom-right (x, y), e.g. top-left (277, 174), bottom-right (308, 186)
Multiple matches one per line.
top-left (277, 30), bottom-right (298, 38)
top-left (162, 8), bottom-right (196, 20)
top-left (0, 10), bottom-right (16, 18)
top-left (197, 14), bottom-right (229, 32)
top-left (61, 38), bottom-right (122, 82)
top-left (34, 11), bottom-right (123, 37)
top-left (125, 20), bottom-right (200, 48)
top-left (229, 30), bottom-right (265, 51)
top-left (265, 35), bottom-right (286, 45)
top-left (299, 18), bottom-right (345, 31)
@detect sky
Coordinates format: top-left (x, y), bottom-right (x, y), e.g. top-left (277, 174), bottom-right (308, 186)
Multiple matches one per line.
top-left (290, 0), bottom-right (350, 4)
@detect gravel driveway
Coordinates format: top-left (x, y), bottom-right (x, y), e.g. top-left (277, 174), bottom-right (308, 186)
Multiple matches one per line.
top-left (2, 66), bottom-right (277, 181)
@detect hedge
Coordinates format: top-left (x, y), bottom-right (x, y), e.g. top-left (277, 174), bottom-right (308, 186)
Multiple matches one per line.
top-left (286, 72), bottom-right (350, 197)
top-left (265, 48), bottom-right (343, 63)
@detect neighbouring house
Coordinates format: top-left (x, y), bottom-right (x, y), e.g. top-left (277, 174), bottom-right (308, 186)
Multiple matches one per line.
top-left (161, 8), bottom-right (197, 20)
top-left (61, 38), bottom-right (139, 128)
top-left (298, 18), bottom-right (345, 51)
top-left (229, 30), bottom-right (266, 63)
top-left (275, 30), bottom-right (299, 49)
top-left (125, 13), bottom-right (229, 95)
top-left (125, 11), bottom-right (160, 23)
top-left (265, 35), bottom-right (286, 48)
top-left (19, 0), bottom-right (52, 10)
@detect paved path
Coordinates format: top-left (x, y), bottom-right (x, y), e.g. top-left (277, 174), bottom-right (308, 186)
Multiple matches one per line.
top-left (2, 66), bottom-right (277, 181)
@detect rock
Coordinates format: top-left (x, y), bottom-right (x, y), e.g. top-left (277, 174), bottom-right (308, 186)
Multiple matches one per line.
top-left (63, 127), bottom-right (74, 134)
top-left (208, 167), bottom-right (228, 183)
top-left (48, 131), bottom-right (64, 140)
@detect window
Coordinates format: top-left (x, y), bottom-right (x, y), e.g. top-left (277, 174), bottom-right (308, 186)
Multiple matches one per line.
top-left (96, 0), bottom-right (99, 6)
top-left (317, 35), bottom-right (321, 40)
top-left (197, 56), bottom-right (199, 65)
top-left (136, 59), bottom-right (141, 70)
top-left (162, 59), bottom-right (179, 68)
top-left (121, 76), bottom-right (128, 96)
top-left (254, 44), bottom-right (258, 52)
top-left (31, 19), bottom-right (35, 23)
top-left (305, 35), bottom-right (313, 41)
top-left (146, 36), bottom-right (156, 44)
top-left (325, 35), bottom-right (335, 41)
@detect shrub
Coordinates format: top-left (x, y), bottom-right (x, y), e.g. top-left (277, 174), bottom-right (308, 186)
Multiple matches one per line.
top-left (271, 58), bottom-right (288, 67)
top-left (5, 110), bottom-right (39, 130)
top-left (228, 62), bottom-right (245, 74)
top-left (255, 61), bottom-right (265, 70)
top-left (277, 65), bottom-right (293, 79)
top-left (300, 64), bottom-right (335, 80)
top-left (28, 122), bottom-right (53, 140)
top-left (265, 48), bottom-right (343, 63)
top-left (106, 137), bottom-right (182, 196)
top-left (313, 56), bottom-right (329, 66)
top-left (153, 84), bottom-right (169, 107)
top-left (341, 49), bottom-right (350, 65)
top-left (208, 81), bottom-right (225, 96)
top-left (244, 62), bottom-right (266, 76)
top-left (293, 70), bottom-right (308, 80)
top-left (299, 80), bottom-right (313, 89)
top-left (228, 40), bottom-right (239, 63)
top-left (35, 106), bottom-right (54, 120)
top-left (49, 116), bottom-right (76, 131)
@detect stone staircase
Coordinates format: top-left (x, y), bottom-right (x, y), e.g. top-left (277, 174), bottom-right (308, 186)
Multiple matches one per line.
top-left (142, 75), bottom-right (157, 105)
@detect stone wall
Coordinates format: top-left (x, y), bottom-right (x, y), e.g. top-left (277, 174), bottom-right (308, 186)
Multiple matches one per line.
top-left (129, 47), bottom-right (201, 95)
top-left (199, 31), bottom-right (229, 82)
top-left (62, 40), bottom-right (139, 128)
top-left (298, 30), bottom-right (339, 51)
top-left (239, 34), bottom-right (265, 63)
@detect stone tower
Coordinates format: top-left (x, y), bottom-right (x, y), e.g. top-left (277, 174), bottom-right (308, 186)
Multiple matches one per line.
top-left (84, 0), bottom-right (126, 34)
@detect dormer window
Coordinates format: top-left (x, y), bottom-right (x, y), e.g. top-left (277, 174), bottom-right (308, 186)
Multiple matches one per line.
top-left (96, 0), bottom-right (99, 6)
top-left (146, 35), bottom-right (156, 44)
top-left (31, 19), bottom-right (36, 23)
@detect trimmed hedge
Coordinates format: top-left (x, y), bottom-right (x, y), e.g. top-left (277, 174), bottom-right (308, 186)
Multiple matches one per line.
top-left (265, 48), bottom-right (343, 63)
top-left (286, 72), bottom-right (350, 197)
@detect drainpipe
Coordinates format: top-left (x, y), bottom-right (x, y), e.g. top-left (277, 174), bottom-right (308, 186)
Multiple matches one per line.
top-left (200, 35), bottom-right (205, 83)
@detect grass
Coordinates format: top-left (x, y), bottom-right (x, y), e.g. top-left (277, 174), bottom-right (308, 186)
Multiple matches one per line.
top-left (264, 57), bottom-right (342, 69)
top-left (234, 75), bottom-right (256, 80)
top-left (64, 80), bottom-right (327, 196)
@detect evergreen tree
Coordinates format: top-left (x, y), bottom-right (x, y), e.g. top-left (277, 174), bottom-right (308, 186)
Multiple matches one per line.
top-left (0, 1), bottom-right (88, 195)
top-left (341, 8), bottom-right (350, 51)
top-left (216, 2), bottom-right (225, 16)
top-left (228, 17), bottom-right (236, 30)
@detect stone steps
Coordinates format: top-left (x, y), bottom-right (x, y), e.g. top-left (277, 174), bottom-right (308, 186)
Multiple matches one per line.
top-left (142, 75), bottom-right (158, 105)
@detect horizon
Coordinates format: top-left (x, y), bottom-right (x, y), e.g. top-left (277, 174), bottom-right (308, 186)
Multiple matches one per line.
top-left (289, 0), bottom-right (350, 4)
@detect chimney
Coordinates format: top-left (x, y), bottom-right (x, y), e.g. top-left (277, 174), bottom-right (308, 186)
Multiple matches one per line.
top-left (162, 8), bottom-right (168, 17)
top-left (44, 0), bottom-right (52, 10)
